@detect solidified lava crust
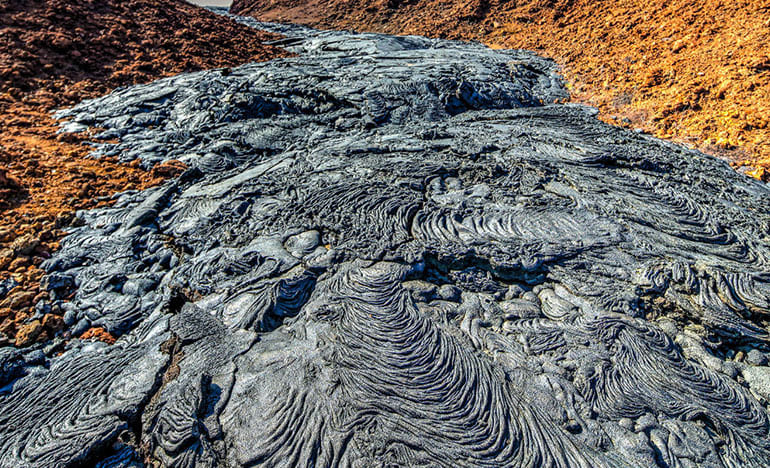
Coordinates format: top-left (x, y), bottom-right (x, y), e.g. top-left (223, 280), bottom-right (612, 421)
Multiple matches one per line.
top-left (3, 19), bottom-right (770, 468)
top-left (232, 0), bottom-right (770, 180)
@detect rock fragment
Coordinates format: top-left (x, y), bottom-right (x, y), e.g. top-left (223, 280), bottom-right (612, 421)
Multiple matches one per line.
top-left (14, 320), bottom-right (43, 347)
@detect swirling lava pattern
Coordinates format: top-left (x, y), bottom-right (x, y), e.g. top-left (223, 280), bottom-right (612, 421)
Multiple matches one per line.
top-left (2, 17), bottom-right (770, 468)
top-left (220, 263), bottom-right (612, 467)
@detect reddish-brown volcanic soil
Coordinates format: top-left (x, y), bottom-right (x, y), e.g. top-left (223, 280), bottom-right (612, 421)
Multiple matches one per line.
top-left (0, 0), bottom-right (287, 346)
top-left (233, 0), bottom-right (770, 180)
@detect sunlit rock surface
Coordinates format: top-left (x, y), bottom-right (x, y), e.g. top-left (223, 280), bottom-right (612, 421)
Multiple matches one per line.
top-left (2, 20), bottom-right (770, 467)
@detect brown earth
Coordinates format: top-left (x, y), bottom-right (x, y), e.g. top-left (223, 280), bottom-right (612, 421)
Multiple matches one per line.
top-left (0, 0), bottom-right (287, 346)
top-left (233, 0), bottom-right (770, 179)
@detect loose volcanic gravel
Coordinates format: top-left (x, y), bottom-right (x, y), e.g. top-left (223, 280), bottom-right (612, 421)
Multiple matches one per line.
top-left (2, 19), bottom-right (770, 467)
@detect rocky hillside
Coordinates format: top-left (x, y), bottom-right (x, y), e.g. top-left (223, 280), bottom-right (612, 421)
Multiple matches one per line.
top-left (0, 0), bottom-right (287, 346)
top-left (232, 0), bottom-right (770, 179)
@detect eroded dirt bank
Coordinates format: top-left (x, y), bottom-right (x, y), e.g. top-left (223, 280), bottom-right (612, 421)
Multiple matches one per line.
top-left (232, 0), bottom-right (770, 179)
top-left (0, 0), bottom-right (287, 346)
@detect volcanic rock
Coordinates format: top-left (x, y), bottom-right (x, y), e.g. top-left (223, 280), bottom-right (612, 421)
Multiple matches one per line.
top-left (79, 327), bottom-right (117, 344)
top-left (10, 234), bottom-right (39, 256)
top-left (41, 313), bottom-right (64, 334)
top-left (232, 0), bottom-right (770, 179)
top-left (743, 366), bottom-right (770, 401)
top-left (747, 349), bottom-right (769, 367)
top-left (0, 249), bottom-right (12, 271)
top-left (0, 290), bottom-right (35, 310)
top-left (0, 0), bottom-right (288, 344)
top-left (14, 320), bottom-right (43, 347)
top-left (1, 19), bottom-right (770, 468)
top-left (151, 160), bottom-right (188, 179)
top-left (0, 168), bottom-right (20, 189)
top-left (0, 0), bottom-right (287, 110)
top-left (0, 168), bottom-right (24, 210)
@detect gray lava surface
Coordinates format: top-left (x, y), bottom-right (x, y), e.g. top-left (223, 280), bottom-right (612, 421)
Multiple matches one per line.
top-left (2, 18), bottom-right (770, 468)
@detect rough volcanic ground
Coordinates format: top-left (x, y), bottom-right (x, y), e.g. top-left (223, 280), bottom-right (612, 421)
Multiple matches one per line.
top-left (0, 0), bottom-right (286, 346)
top-left (2, 19), bottom-right (770, 467)
top-left (232, 0), bottom-right (770, 180)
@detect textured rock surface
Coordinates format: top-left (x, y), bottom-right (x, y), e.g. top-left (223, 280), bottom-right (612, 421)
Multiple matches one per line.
top-left (232, 0), bottom-right (770, 180)
top-left (2, 20), bottom-right (770, 467)
top-left (0, 0), bottom-right (287, 346)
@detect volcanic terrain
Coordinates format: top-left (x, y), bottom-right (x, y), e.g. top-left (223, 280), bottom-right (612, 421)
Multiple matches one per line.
top-left (1, 13), bottom-right (770, 466)
top-left (1, 3), bottom-right (770, 468)
top-left (0, 0), bottom-right (286, 346)
top-left (232, 0), bottom-right (770, 179)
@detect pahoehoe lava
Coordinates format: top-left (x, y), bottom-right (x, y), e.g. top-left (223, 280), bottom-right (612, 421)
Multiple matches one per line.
top-left (2, 17), bottom-right (770, 468)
